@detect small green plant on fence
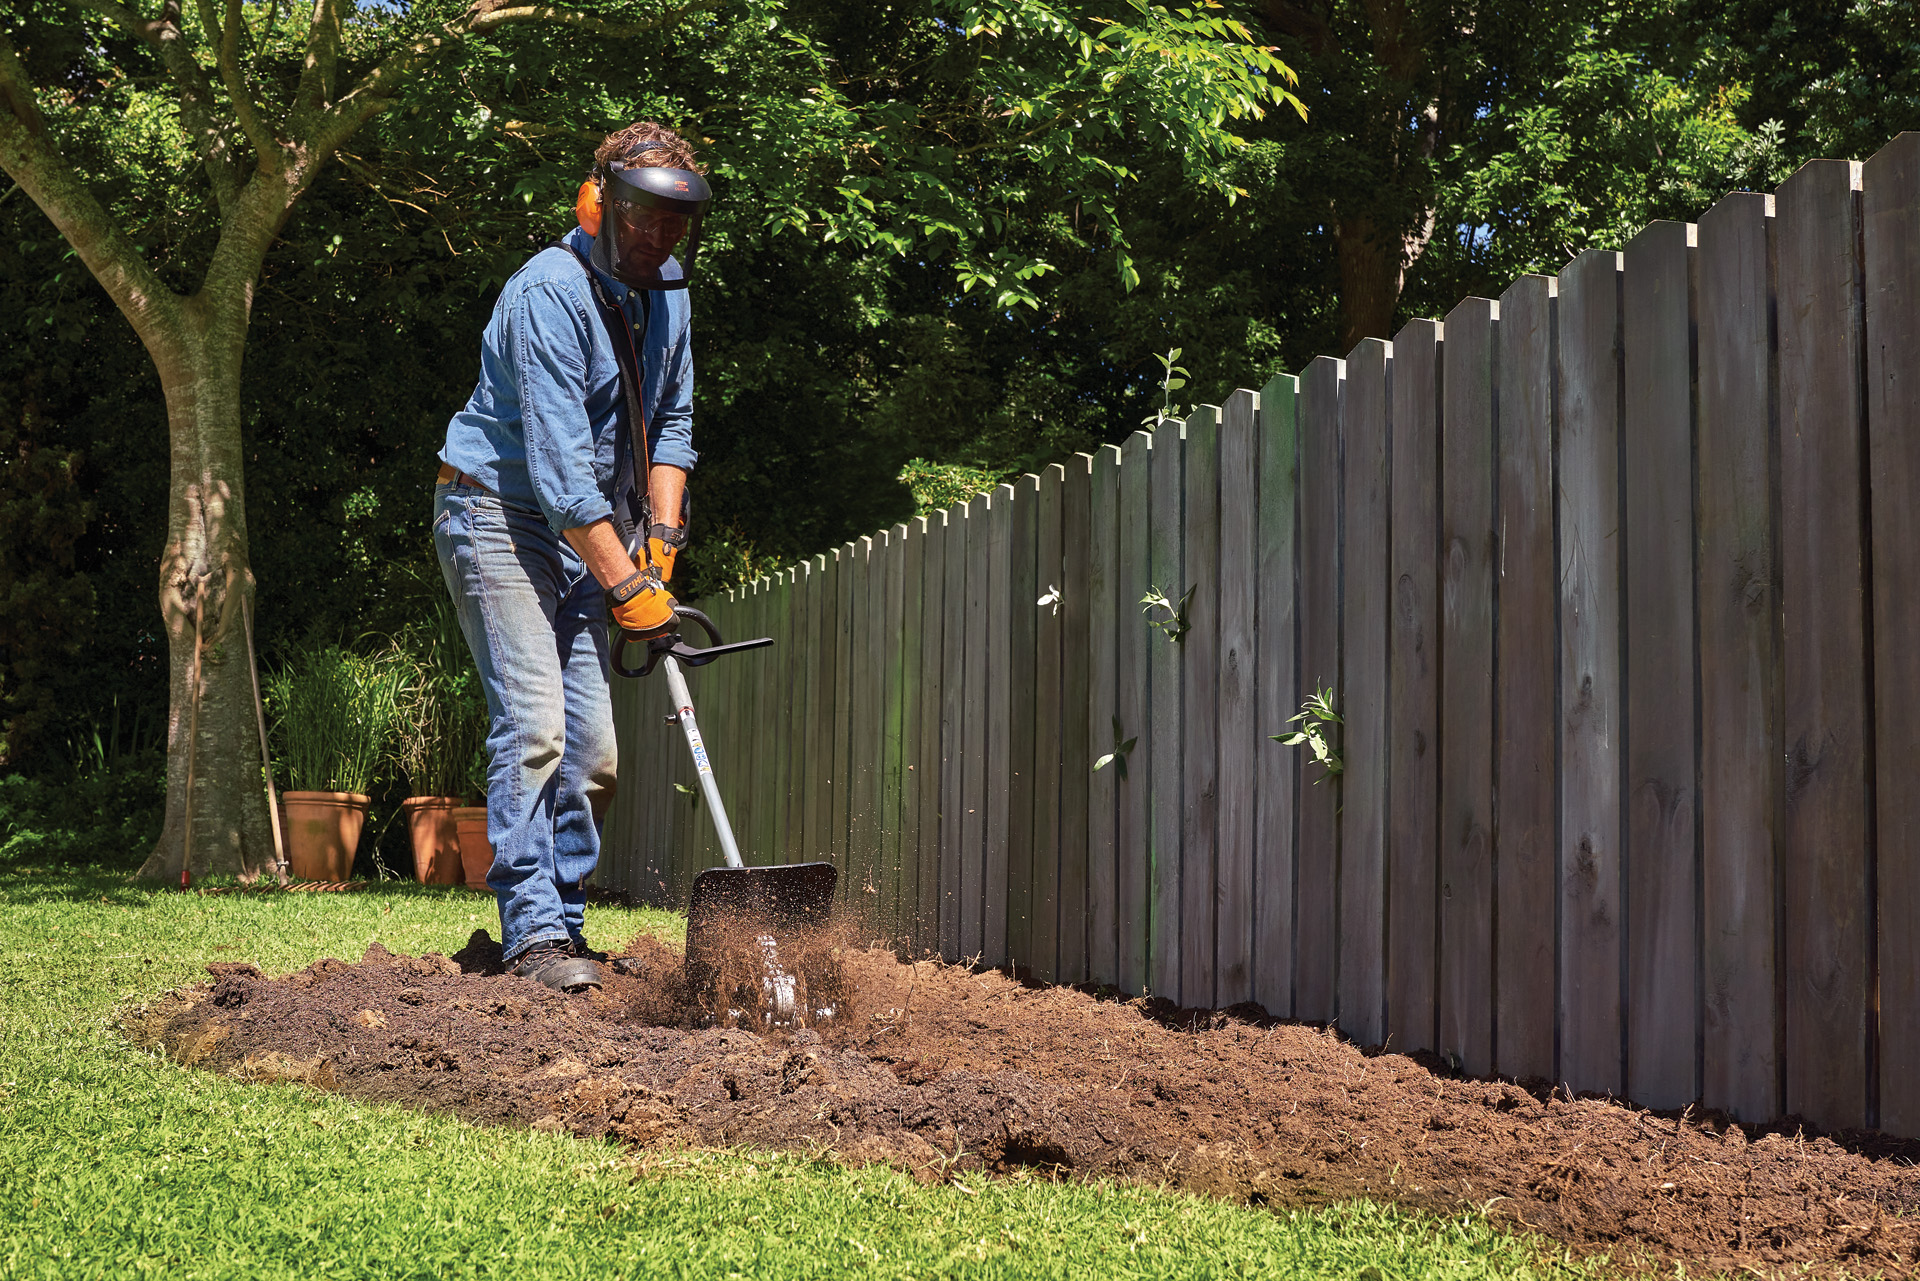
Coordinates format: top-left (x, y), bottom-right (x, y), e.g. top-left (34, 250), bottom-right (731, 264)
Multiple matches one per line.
top-left (1142, 347), bottom-right (1191, 428)
top-left (1142, 583), bottom-right (1196, 644)
top-left (1273, 685), bottom-right (1343, 782)
top-left (1093, 716), bottom-right (1138, 780)
top-left (265, 645), bottom-right (408, 794)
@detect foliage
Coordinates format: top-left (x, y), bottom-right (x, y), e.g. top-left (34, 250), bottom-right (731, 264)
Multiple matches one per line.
top-left (896, 458), bottom-right (1013, 516)
top-left (0, 866), bottom-right (1610, 1280)
top-left (1141, 346), bottom-right (1191, 427)
top-left (264, 645), bottom-right (408, 795)
top-left (391, 604), bottom-right (490, 801)
top-left (0, 748), bottom-right (164, 869)
top-left (1092, 715), bottom-right (1138, 779)
top-left (1274, 684), bottom-right (1343, 782)
top-left (1141, 582), bottom-right (1196, 644)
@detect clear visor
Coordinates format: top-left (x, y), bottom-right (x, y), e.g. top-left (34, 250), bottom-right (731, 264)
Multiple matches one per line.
top-left (595, 197), bottom-right (700, 290)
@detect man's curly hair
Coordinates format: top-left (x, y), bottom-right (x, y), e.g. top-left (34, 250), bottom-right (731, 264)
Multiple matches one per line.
top-left (593, 121), bottom-right (702, 175)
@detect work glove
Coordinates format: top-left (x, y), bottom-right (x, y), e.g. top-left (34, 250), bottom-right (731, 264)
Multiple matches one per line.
top-left (647, 522), bottom-right (687, 583)
top-left (609, 564), bottom-right (677, 638)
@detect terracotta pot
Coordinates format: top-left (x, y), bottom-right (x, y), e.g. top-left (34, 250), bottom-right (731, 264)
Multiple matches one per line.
top-left (402, 796), bottom-right (464, 885)
top-left (452, 806), bottom-right (492, 890)
top-left (281, 790), bottom-right (371, 882)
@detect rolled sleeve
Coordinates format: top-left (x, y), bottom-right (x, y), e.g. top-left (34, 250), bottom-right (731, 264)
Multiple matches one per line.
top-left (513, 282), bottom-right (615, 531)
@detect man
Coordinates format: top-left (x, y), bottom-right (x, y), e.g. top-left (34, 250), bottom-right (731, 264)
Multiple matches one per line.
top-left (433, 121), bottom-right (708, 992)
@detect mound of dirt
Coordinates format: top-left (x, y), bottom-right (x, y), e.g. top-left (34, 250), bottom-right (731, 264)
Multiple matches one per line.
top-left (133, 934), bottom-right (1920, 1277)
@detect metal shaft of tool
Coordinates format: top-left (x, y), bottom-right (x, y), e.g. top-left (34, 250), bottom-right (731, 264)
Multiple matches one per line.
top-left (663, 654), bottom-right (746, 869)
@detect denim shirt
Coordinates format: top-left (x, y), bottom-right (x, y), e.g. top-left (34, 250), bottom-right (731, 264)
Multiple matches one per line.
top-left (440, 226), bottom-right (695, 533)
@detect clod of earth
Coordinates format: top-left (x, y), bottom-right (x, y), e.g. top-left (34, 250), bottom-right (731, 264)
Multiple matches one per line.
top-left (132, 934), bottom-right (1920, 1277)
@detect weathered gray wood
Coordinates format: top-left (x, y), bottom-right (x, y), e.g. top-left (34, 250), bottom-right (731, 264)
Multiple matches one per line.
top-left (1032, 464), bottom-right (1067, 980)
top-left (984, 483), bottom-right (1017, 965)
top-left (1865, 132), bottom-right (1920, 1134)
top-left (1296, 355), bottom-right (1344, 1023)
top-left (942, 504), bottom-right (971, 960)
top-left (1005, 476), bottom-right (1039, 970)
top-left (1695, 190), bottom-right (1783, 1125)
top-left (1116, 433), bottom-right (1154, 993)
top-left (1622, 220), bottom-right (1701, 1111)
top-left (803, 554), bottom-right (830, 864)
top-left (1216, 390), bottom-right (1261, 1007)
top-left (1341, 339), bottom-right (1390, 1046)
top-left (1388, 318), bottom-right (1442, 1058)
top-left (898, 518), bottom-right (927, 950)
top-left (1181, 406), bottom-right (1223, 1009)
top-left (1087, 445), bottom-right (1124, 984)
top-left (831, 541), bottom-right (857, 887)
top-left (1495, 274), bottom-right (1559, 1082)
top-left (1061, 455), bottom-right (1095, 984)
top-left (1777, 159), bottom-right (1873, 1132)
top-left (917, 513), bottom-right (947, 954)
top-left (1557, 247), bottom-right (1626, 1100)
top-left (846, 535), bottom-right (876, 913)
top-left (1255, 374), bottom-right (1300, 1018)
top-left (961, 494), bottom-right (991, 960)
top-left (1440, 301), bottom-right (1497, 1076)
top-left (881, 524), bottom-right (909, 939)
top-left (1148, 417), bottom-right (1186, 1000)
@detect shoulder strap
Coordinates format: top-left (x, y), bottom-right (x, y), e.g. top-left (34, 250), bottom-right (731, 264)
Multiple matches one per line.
top-left (560, 241), bottom-right (652, 547)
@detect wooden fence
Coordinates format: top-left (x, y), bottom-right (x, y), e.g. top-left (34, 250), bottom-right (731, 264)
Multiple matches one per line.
top-left (603, 133), bottom-right (1920, 1138)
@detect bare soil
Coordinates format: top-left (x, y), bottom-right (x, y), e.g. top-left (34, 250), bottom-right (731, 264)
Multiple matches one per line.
top-left (132, 931), bottom-right (1920, 1277)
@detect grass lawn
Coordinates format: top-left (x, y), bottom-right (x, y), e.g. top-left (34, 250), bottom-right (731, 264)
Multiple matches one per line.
top-left (0, 866), bottom-right (1611, 1280)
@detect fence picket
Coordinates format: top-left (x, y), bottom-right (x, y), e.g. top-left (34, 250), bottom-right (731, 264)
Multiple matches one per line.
top-left (1865, 132), bottom-right (1920, 1133)
top-left (1116, 432), bottom-right (1154, 993)
top-left (1495, 274), bottom-right (1559, 1081)
top-left (881, 525), bottom-right (909, 937)
top-left (1296, 356), bottom-right (1344, 1023)
top-left (917, 514), bottom-right (946, 954)
top-left (1033, 465), bottom-right (1067, 980)
top-left (1777, 159), bottom-right (1873, 1132)
top-left (1149, 417), bottom-right (1186, 999)
top-left (1255, 375), bottom-right (1300, 1017)
top-left (1087, 445), bottom-right (1124, 983)
top-left (1059, 457), bottom-right (1094, 983)
top-left (942, 503), bottom-right (972, 960)
top-left (1005, 476), bottom-right (1039, 970)
top-left (1696, 190), bottom-right (1783, 1125)
top-left (897, 519), bottom-right (925, 948)
top-left (1216, 390), bottom-right (1260, 1006)
top-left (1388, 319), bottom-right (1441, 1056)
top-left (962, 495), bottom-right (992, 960)
top-left (1439, 300), bottom-right (1497, 1076)
top-left (1622, 220), bottom-right (1702, 1111)
top-left (1558, 248), bottom-right (1626, 1099)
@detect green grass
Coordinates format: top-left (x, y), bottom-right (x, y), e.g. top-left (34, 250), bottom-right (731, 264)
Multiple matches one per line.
top-left (0, 867), bottom-right (1610, 1281)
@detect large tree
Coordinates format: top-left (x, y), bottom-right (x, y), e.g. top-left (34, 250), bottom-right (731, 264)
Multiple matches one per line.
top-left (0, 0), bottom-right (1295, 880)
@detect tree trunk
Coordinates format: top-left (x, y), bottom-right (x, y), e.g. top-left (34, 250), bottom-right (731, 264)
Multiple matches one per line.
top-left (135, 295), bottom-right (276, 884)
top-left (1333, 210), bottom-right (1407, 351)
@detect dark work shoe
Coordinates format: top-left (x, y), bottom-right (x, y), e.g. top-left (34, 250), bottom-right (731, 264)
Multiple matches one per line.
top-left (508, 941), bottom-right (603, 992)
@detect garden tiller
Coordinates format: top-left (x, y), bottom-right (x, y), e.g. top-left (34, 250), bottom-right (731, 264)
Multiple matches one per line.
top-left (613, 610), bottom-right (840, 1027)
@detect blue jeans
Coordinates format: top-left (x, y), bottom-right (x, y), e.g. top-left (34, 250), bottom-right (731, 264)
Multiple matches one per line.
top-left (432, 479), bottom-right (618, 961)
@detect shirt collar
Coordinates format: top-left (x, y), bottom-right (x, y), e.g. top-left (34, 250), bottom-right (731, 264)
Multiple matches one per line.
top-left (564, 226), bottom-right (635, 306)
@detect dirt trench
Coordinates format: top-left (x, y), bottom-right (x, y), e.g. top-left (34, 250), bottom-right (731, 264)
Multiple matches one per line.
top-left (131, 931), bottom-right (1920, 1278)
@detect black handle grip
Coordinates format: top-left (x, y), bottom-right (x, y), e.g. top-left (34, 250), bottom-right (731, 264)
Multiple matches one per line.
top-left (611, 606), bottom-right (774, 679)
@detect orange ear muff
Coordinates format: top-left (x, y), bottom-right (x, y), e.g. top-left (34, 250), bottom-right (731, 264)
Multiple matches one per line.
top-left (575, 179), bottom-right (602, 237)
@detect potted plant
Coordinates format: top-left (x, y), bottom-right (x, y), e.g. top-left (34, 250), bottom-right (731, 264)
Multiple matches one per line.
top-left (394, 606), bottom-right (490, 885)
top-left (452, 744), bottom-right (492, 891)
top-left (266, 645), bottom-right (406, 882)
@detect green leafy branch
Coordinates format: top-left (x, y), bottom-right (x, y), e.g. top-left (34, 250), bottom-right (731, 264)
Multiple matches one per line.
top-left (1141, 583), bottom-right (1196, 644)
top-left (1142, 346), bottom-right (1191, 427)
top-left (1272, 685), bottom-right (1342, 782)
top-left (1093, 716), bottom-right (1138, 779)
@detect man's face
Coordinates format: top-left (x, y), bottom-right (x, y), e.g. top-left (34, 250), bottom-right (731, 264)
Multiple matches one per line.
top-left (608, 197), bottom-right (689, 274)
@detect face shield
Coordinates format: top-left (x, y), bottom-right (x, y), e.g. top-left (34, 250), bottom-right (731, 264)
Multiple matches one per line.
top-left (587, 163), bottom-right (713, 291)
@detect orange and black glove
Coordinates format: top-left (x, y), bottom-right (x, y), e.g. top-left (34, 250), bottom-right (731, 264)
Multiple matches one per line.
top-left (646, 522), bottom-right (686, 583)
top-left (608, 563), bottom-right (677, 637)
